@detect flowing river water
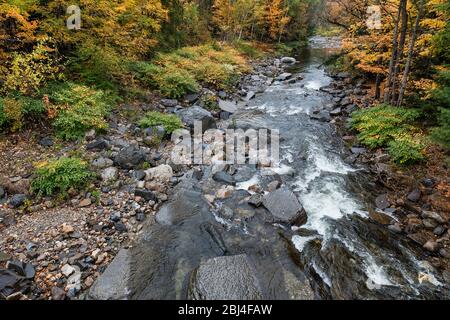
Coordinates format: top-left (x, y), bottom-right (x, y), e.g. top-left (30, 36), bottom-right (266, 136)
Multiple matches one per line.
top-left (89, 37), bottom-right (449, 300)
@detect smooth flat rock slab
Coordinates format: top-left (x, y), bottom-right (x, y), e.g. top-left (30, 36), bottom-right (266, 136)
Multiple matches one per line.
top-left (188, 255), bottom-right (263, 300)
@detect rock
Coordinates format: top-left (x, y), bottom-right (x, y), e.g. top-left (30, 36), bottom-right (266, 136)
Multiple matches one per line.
top-left (267, 180), bottom-right (281, 192)
top-left (244, 91), bottom-right (256, 101)
top-left (433, 226), bottom-right (446, 236)
top-left (351, 147), bottom-right (367, 155)
top-left (422, 218), bottom-right (438, 229)
top-left (263, 188), bottom-right (307, 226)
top-left (407, 188), bottom-right (421, 202)
top-left (423, 240), bottom-right (439, 253)
top-left (101, 167), bottom-right (118, 182)
top-left (66, 270), bottom-right (81, 295)
top-left (204, 195), bottom-right (215, 203)
top-left (115, 146), bottom-right (146, 170)
top-left (0, 269), bottom-right (31, 298)
top-left (340, 97), bottom-right (352, 106)
top-left (310, 111), bottom-right (331, 122)
top-left (388, 223), bottom-right (403, 233)
top-left (114, 222), bottom-right (128, 233)
top-left (219, 206), bottom-right (234, 219)
top-left (8, 194), bottom-right (27, 208)
top-left (188, 255), bottom-right (263, 300)
top-left (439, 248), bottom-right (449, 258)
top-left (276, 73), bottom-right (293, 81)
top-left (134, 189), bottom-right (157, 202)
top-left (248, 194), bottom-right (263, 207)
top-left (0, 187), bottom-right (5, 199)
top-left (109, 212), bottom-right (121, 223)
top-left (86, 138), bottom-right (109, 151)
top-left (176, 106), bottom-right (216, 133)
top-left (220, 111), bottom-right (231, 120)
top-left (281, 57), bottom-right (296, 64)
top-left (184, 93), bottom-right (200, 104)
top-left (5, 261), bottom-right (34, 279)
top-left (79, 198), bottom-right (92, 207)
top-left (145, 164), bottom-right (173, 183)
top-left (421, 178), bottom-right (435, 188)
top-left (421, 211), bottom-right (446, 224)
top-left (51, 286), bottom-right (66, 300)
top-left (0, 251), bottom-right (11, 262)
top-left (213, 171), bottom-right (235, 185)
top-left (92, 157), bottom-right (113, 169)
top-left (218, 100), bottom-right (238, 113)
top-left (88, 249), bottom-right (131, 300)
top-left (61, 264), bottom-right (75, 277)
top-left (216, 186), bottom-right (234, 199)
top-left (329, 107), bottom-right (342, 116)
top-left (133, 170), bottom-right (146, 181)
top-left (375, 194), bottom-right (390, 210)
top-left (160, 99), bottom-right (178, 108)
top-left (62, 223), bottom-right (74, 234)
top-left (38, 137), bottom-right (53, 147)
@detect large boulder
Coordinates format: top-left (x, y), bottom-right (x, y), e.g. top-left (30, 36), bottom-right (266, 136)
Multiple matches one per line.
top-left (188, 255), bottom-right (263, 300)
top-left (114, 146), bottom-right (146, 170)
top-left (145, 164), bottom-right (173, 183)
top-left (176, 106), bottom-right (216, 133)
top-left (218, 100), bottom-right (238, 113)
top-left (262, 188), bottom-right (307, 225)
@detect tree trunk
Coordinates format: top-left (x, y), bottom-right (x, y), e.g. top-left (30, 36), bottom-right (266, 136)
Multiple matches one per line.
top-left (375, 73), bottom-right (382, 100)
top-left (397, 0), bottom-right (424, 106)
top-left (390, 0), bottom-right (408, 104)
top-left (384, 0), bottom-right (404, 103)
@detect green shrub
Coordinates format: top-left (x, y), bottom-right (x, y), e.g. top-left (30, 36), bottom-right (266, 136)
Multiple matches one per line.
top-left (387, 135), bottom-right (426, 165)
top-left (0, 98), bottom-right (7, 128)
top-left (139, 111), bottom-right (183, 134)
top-left (431, 107), bottom-right (450, 149)
top-left (0, 95), bottom-right (46, 132)
top-left (154, 66), bottom-right (200, 98)
top-left (200, 93), bottom-right (220, 111)
top-left (31, 157), bottom-right (93, 197)
top-left (350, 104), bottom-right (426, 164)
top-left (49, 83), bottom-right (111, 140)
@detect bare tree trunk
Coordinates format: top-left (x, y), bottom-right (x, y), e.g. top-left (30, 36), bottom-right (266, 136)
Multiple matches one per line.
top-left (384, 0), bottom-right (404, 103)
top-left (375, 73), bottom-right (382, 100)
top-left (390, 0), bottom-right (408, 104)
top-left (397, 0), bottom-right (424, 106)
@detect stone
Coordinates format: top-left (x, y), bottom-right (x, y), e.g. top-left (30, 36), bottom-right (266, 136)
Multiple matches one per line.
top-left (218, 100), bottom-right (238, 113)
top-left (86, 138), bottom-right (109, 151)
top-left (188, 255), bottom-right (263, 300)
top-left (145, 164), bottom-right (173, 183)
top-left (0, 269), bottom-right (31, 298)
top-left (421, 178), bottom-right (435, 188)
top-left (433, 226), bottom-right (446, 236)
top-left (422, 218), bottom-right (438, 229)
top-left (388, 223), bottom-right (403, 233)
top-left (281, 57), bottom-right (296, 64)
top-left (244, 91), bottom-right (256, 101)
top-left (204, 195), bottom-right (215, 203)
top-left (160, 99), bottom-right (178, 108)
top-left (176, 106), bottom-right (216, 133)
top-left (109, 212), bottom-right (121, 223)
top-left (248, 194), bottom-right (263, 207)
top-left (61, 264), bottom-right (75, 277)
top-left (375, 194), bottom-right (390, 210)
top-left (310, 111), bottom-right (331, 122)
top-left (51, 286), bottom-right (66, 300)
top-left (114, 222), bottom-right (128, 233)
top-left (184, 93), bottom-right (200, 104)
top-left (421, 211), bottom-right (446, 224)
top-left (88, 249), bottom-right (131, 300)
top-left (133, 170), bottom-right (146, 181)
top-left (62, 223), bottom-right (74, 234)
top-left (115, 146), bottom-right (146, 170)
top-left (0, 187), bottom-right (5, 199)
top-left (263, 188), bottom-right (307, 226)
top-left (8, 194), bottom-right (27, 208)
top-left (101, 167), bottom-right (118, 182)
top-left (219, 206), bottom-right (234, 219)
top-left (351, 147), bottom-right (367, 155)
top-left (276, 73), bottom-right (293, 81)
top-left (134, 189), bottom-right (157, 202)
top-left (267, 180), bottom-right (281, 192)
top-left (216, 186), bottom-right (234, 199)
top-left (423, 240), bottom-right (439, 253)
top-left (212, 171), bottom-right (235, 185)
top-left (329, 107), bottom-right (342, 116)
top-left (38, 137), bottom-right (53, 147)
top-left (92, 157), bottom-right (113, 169)
top-left (0, 251), bottom-right (11, 262)
top-left (79, 198), bottom-right (92, 207)
top-left (407, 188), bottom-right (421, 202)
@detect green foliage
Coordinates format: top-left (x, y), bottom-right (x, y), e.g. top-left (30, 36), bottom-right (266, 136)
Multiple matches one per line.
top-left (139, 111), bottom-right (183, 134)
top-left (431, 107), bottom-right (450, 149)
top-left (0, 95), bottom-right (45, 132)
top-left (31, 157), bottom-right (93, 197)
top-left (200, 94), bottom-right (220, 111)
top-left (49, 83), bottom-right (111, 140)
top-left (350, 104), bottom-right (426, 164)
top-left (155, 66), bottom-right (201, 98)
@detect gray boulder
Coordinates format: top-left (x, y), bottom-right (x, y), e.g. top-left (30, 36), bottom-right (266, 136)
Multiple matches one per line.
top-left (276, 73), bottom-right (293, 81)
top-left (188, 255), bottom-right (263, 300)
top-left (262, 188), bottom-right (307, 225)
top-left (114, 146), bottom-right (146, 170)
top-left (176, 106), bottom-right (216, 133)
top-left (281, 57), bottom-right (296, 64)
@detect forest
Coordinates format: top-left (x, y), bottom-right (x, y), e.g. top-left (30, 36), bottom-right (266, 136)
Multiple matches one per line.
top-left (0, 0), bottom-right (449, 301)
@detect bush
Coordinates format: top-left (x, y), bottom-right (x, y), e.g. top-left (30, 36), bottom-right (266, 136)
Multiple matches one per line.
top-left (139, 111), bottom-right (183, 134)
top-left (431, 107), bottom-right (450, 149)
top-left (154, 66), bottom-right (200, 98)
top-left (0, 95), bottom-right (46, 132)
top-left (49, 83), bottom-right (112, 140)
top-left (31, 157), bottom-right (93, 197)
top-left (350, 104), bottom-right (426, 164)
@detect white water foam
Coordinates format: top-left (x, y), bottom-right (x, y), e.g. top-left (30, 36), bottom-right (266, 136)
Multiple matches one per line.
top-left (236, 175), bottom-right (260, 192)
top-left (292, 235), bottom-right (317, 252)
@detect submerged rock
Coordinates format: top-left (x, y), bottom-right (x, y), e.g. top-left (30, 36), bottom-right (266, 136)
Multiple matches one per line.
top-left (188, 255), bottom-right (263, 300)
